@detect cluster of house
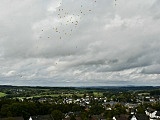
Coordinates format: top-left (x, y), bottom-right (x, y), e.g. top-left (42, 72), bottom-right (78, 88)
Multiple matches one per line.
top-left (37, 96), bottom-right (103, 105)
top-left (63, 97), bottom-right (91, 105)
top-left (1, 95), bottom-right (160, 120)
top-left (145, 108), bottom-right (160, 119)
top-left (113, 114), bottom-right (149, 120)
top-left (112, 108), bottom-right (160, 120)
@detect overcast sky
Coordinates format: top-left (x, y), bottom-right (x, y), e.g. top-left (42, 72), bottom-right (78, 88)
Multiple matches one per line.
top-left (0, 0), bottom-right (160, 86)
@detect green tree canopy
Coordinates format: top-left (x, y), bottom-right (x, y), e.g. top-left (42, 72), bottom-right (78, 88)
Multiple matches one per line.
top-left (51, 110), bottom-right (63, 120)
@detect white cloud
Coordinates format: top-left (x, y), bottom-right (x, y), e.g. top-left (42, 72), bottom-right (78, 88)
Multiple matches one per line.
top-left (2, 71), bottom-right (16, 77)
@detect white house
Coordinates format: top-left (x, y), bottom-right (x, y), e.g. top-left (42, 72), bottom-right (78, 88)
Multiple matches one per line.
top-left (145, 108), bottom-right (156, 118)
top-left (145, 108), bottom-right (160, 119)
top-left (130, 114), bottom-right (149, 120)
top-left (29, 117), bottom-right (32, 120)
top-left (130, 115), bottom-right (137, 120)
top-left (112, 116), bottom-right (116, 120)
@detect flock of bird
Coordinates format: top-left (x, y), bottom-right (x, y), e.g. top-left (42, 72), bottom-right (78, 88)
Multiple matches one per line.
top-left (19, 0), bottom-right (118, 78)
top-left (35, 0), bottom-right (118, 64)
top-left (39, 0), bottom-right (98, 41)
top-left (39, 0), bottom-right (118, 41)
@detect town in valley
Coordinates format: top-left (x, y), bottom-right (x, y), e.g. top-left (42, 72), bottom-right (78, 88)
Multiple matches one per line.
top-left (0, 86), bottom-right (160, 120)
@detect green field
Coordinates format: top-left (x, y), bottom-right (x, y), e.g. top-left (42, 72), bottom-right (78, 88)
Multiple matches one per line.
top-left (16, 93), bottom-right (84, 99)
top-left (93, 92), bottom-right (103, 97)
top-left (32, 93), bottom-right (84, 98)
top-left (0, 92), bottom-right (6, 97)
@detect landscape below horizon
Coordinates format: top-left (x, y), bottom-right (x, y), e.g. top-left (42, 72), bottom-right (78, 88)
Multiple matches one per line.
top-left (0, 0), bottom-right (160, 86)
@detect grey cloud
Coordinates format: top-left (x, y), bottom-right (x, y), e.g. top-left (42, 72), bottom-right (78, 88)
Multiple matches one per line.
top-left (0, 0), bottom-right (160, 86)
top-left (76, 59), bottom-right (118, 66)
top-left (141, 64), bottom-right (160, 74)
top-left (150, 0), bottom-right (160, 19)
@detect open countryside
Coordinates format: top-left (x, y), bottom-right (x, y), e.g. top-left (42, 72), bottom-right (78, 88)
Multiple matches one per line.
top-left (0, 86), bottom-right (160, 120)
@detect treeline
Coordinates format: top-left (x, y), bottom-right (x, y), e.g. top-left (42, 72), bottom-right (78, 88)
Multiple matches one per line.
top-left (0, 85), bottom-right (77, 91)
top-left (0, 99), bottom-right (84, 120)
top-left (0, 98), bottom-right (126, 120)
top-left (1, 85), bottom-right (160, 91)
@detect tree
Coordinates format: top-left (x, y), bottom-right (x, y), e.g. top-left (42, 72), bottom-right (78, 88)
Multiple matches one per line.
top-left (72, 105), bottom-right (83, 112)
top-left (80, 112), bottom-right (89, 120)
top-left (51, 110), bottom-right (63, 120)
top-left (113, 104), bottom-right (126, 115)
top-left (0, 104), bottom-right (12, 117)
top-left (72, 94), bottom-right (78, 99)
top-left (136, 105), bottom-right (145, 114)
top-left (104, 110), bottom-right (113, 119)
top-left (90, 104), bottom-right (104, 115)
top-left (70, 115), bottom-right (76, 120)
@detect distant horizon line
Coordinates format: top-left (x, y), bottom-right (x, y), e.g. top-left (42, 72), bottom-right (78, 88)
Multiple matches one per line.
top-left (0, 84), bottom-right (160, 88)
